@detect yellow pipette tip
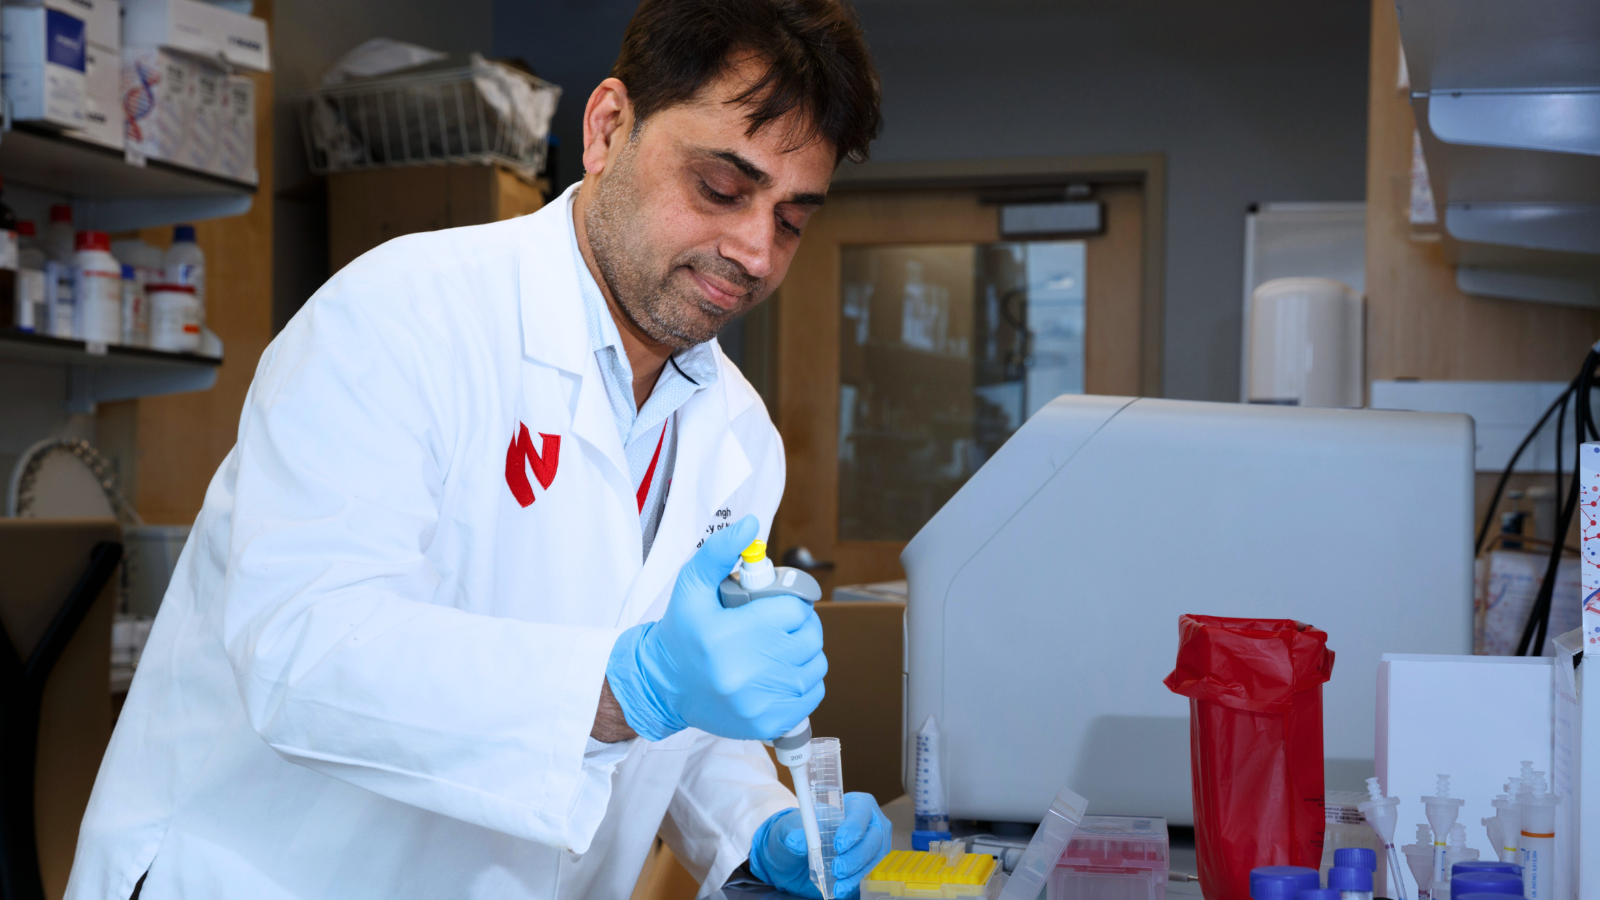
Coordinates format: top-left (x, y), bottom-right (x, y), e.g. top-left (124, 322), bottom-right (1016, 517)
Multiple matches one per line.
top-left (741, 540), bottom-right (767, 563)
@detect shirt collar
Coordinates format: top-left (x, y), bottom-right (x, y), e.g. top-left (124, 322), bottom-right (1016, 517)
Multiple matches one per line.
top-left (566, 193), bottom-right (721, 390)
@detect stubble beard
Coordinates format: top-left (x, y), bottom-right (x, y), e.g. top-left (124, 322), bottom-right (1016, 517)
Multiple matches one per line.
top-left (584, 141), bottom-right (762, 350)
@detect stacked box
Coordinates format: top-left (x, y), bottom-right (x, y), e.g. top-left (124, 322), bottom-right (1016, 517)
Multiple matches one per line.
top-left (64, 0), bottom-right (123, 148)
top-left (2, 0), bottom-right (88, 128)
top-left (122, 0), bottom-right (269, 72)
top-left (121, 45), bottom-right (191, 163)
top-left (215, 74), bottom-right (255, 182)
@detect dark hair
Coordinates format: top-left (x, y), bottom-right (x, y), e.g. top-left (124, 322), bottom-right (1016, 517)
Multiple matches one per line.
top-left (612, 0), bottom-right (882, 164)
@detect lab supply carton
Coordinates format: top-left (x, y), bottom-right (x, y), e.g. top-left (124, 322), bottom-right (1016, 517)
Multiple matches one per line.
top-left (2, 1), bottom-right (87, 128)
top-left (180, 60), bottom-right (222, 170)
top-left (122, 0), bottom-right (270, 72)
top-left (122, 45), bottom-right (193, 164)
top-left (1047, 816), bottom-right (1169, 900)
top-left (215, 74), bottom-right (256, 182)
top-left (67, 41), bottom-right (123, 147)
top-left (63, 0), bottom-right (123, 149)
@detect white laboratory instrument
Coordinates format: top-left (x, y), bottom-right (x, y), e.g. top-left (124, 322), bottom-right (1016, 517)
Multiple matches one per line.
top-left (1246, 277), bottom-right (1364, 408)
top-left (902, 395), bottom-right (1474, 824)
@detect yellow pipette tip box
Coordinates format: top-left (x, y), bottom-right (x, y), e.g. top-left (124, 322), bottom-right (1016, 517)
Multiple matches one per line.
top-left (860, 846), bottom-right (1003, 899)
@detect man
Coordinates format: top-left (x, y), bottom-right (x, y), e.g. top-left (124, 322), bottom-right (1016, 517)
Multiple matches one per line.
top-left (64, 1), bottom-right (890, 897)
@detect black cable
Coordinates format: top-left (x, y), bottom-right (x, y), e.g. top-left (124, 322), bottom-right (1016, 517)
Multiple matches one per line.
top-left (1476, 376), bottom-right (1578, 555)
top-left (1517, 349), bottom-right (1600, 655)
top-left (1556, 391), bottom-right (1569, 503)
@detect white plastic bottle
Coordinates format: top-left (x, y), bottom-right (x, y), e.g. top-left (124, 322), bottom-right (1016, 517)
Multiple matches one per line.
top-left (165, 224), bottom-right (205, 319)
top-left (75, 231), bottom-right (122, 344)
top-left (148, 283), bottom-right (201, 352)
top-left (120, 264), bottom-right (148, 347)
top-left (44, 204), bottom-right (75, 264)
top-left (15, 221), bottom-right (46, 333)
top-left (44, 205), bottom-right (78, 337)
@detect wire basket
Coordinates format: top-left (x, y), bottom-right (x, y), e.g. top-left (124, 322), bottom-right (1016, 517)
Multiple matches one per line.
top-left (299, 60), bottom-right (560, 178)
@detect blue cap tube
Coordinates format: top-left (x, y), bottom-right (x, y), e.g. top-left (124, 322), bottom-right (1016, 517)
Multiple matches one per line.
top-left (1451, 861), bottom-right (1521, 879)
top-left (1251, 867), bottom-right (1321, 899)
top-left (1333, 848), bottom-right (1378, 872)
top-left (1328, 867), bottom-right (1373, 892)
top-left (1447, 872), bottom-right (1525, 896)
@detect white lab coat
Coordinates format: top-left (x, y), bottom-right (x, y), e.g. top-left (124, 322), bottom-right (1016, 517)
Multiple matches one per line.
top-left (65, 188), bottom-right (796, 900)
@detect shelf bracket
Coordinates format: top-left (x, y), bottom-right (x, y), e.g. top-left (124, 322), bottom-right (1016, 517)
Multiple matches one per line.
top-left (1427, 90), bottom-right (1600, 157)
top-left (79, 194), bottom-right (254, 234)
top-left (1456, 266), bottom-right (1600, 309)
top-left (1445, 202), bottom-right (1600, 255)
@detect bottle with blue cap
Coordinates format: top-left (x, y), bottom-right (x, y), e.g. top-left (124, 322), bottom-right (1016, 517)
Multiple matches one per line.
top-left (1300, 891), bottom-right (1342, 900)
top-left (1450, 861), bottom-right (1520, 880)
top-left (1252, 866), bottom-right (1321, 900)
top-left (1445, 871), bottom-right (1524, 897)
top-left (1333, 848), bottom-right (1378, 874)
top-left (1329, 865), bottom-right (1373, 900)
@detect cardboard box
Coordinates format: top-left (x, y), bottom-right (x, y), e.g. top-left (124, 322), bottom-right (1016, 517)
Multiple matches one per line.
top-left (122, 45), bottom-right (193, 163)
top-left (50, 0), bottom-right (116, 48)
top-left (215, 74), bottom-right (255, 183)
top-left (179, 60), bottom-right (221, 170)
top-left (65, 41), bottom-right (123, 148)
top-left (2, 3), bottom-right (87, 128)
top-left (123, 0), bottom-right (270, 72)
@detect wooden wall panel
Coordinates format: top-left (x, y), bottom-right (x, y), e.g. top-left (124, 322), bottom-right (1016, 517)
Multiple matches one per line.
top-left (1365, 0), bottom-right (1600, 382)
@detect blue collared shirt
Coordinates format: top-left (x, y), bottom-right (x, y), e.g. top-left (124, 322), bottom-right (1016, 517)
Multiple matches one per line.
top-left (568, 199), bottom-right (720, 560)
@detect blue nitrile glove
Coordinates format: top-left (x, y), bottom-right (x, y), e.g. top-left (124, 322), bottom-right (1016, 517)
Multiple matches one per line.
top-left (605, 515), bottom-right (827, 741)
top-left (748, 792), bottom-right (893, 899)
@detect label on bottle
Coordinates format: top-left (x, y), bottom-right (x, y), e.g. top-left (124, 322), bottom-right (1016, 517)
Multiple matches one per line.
top-left (0, 231), bottom-right (17, 270)
top-left (79, 268), bottom-right (123, 344)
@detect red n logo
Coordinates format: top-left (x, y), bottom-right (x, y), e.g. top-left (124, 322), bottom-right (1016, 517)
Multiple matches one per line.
top-left (506, 423), bottom-right (560, 508)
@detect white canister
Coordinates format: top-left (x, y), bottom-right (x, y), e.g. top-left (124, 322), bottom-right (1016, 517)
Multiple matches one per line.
top-left (74, 231), bottom-right (123, 344)
top-left (148, 283), bottom-right (202, 352)
top-left (1246, 276), bottom-right (1364, 409)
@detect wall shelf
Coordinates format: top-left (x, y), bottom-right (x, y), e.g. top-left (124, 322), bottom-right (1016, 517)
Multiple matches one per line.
top-left (1396, 0), bottom-right (1600, 307)
top-left (0, 331), bottom-right (221, 413)
top-left (0, 125), bottom-right (256, 232)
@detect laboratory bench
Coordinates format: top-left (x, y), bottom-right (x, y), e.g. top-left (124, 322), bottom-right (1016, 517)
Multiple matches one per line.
top-left (705, 794), bottom-right (1202, 899)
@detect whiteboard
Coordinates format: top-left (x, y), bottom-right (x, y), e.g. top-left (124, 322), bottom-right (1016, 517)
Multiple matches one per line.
top-left (1241, 202), bottom-right (1366, 401)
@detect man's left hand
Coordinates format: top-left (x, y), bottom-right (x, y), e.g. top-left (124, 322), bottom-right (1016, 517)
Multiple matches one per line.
top-left (748, 792), bottom-right (892, 898)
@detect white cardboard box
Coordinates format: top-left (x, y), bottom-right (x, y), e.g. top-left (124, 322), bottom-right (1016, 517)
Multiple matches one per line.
top-left (122, 0), bottom-right (270, 72)
top-left (52, 0), bottom-right (117, 48)
top-left (1376, 653), bottom-right (1556, 898)
top-left (65, 41), bottom-right (123, 148)
top-left (215, 74), bottom-right (255, 183)
top-left (122, 45), bottom-right (194, 163)
top-left (2, 3), bottom-right (87, 128)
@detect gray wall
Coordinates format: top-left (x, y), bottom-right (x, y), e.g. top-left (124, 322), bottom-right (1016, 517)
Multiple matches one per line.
top-left (272, 0), bottom-right (496, 329)
top-left (493, 0), bottom-right (1370, 400)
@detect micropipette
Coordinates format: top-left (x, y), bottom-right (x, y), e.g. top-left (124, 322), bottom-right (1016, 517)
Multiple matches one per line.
top-left (1358, 777), bottom-right (1409, 900)
top-left (720, 541), bottom-right (831, 897)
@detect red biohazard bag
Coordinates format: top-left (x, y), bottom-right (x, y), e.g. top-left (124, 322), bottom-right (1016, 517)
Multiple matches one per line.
top-left (1162, 615), bottom-right (1335, 900)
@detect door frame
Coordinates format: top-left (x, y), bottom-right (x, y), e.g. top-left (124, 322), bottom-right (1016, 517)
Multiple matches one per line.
top-left (825, 153), bottom-right (1167, 395)
top-left (757, 153), bottom-right (1167, 585)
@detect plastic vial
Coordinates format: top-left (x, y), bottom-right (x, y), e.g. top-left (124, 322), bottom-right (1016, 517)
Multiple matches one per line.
top-left (15, 221), bottom-right (45, 333)
top-left (913, 716), bottom-right (952, 850)
top-left (1329, 866), bottom-right (1373, 900)
top-left (165, 224), bottom-right (206, 318)
top-left (1421, 775), bottom-right (1464, 891)
top-left (121, 265), bottom-right (148, 347)
top-left (75, 231), bottom-right (122, 343)
top-left (1518, 773), bottom-right (1557, 900)
top-left (1403, 824), bottom-right (1434, 900)
top-left (806, 737), bottom-right (845, 900)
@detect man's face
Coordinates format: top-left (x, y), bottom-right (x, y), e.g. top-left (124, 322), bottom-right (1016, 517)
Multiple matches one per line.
top-left (581, 59), bottom-right (836, 349)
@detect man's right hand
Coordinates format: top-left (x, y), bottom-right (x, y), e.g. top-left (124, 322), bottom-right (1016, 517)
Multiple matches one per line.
top-left (604, 516), bottom-right (826, 742)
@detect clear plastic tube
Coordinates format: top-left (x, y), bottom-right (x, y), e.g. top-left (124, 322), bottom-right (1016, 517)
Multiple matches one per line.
top-left (805, 737), bottom-right (845, 900)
